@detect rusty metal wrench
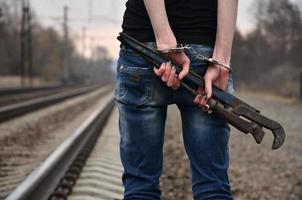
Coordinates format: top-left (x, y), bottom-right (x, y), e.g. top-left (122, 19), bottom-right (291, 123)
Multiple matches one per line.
top-left (117, 32), bottom-right (286, 149)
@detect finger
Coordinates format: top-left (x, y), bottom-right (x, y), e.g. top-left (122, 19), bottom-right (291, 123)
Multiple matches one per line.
top-left (161, 62), bottom-right (171, 82)
top-left (198, 95), bottom-right (208, 108)
top-left (194, 87), bottom-right (205, 103)
top-left (204, 75), bottom-right (213, 99)
top-left (167, 67), bottom-right (176, 87)
top-left (193, 94), bottom-right (203, 104)
top-left (172, 75), bottom-right (180, 90)
top-left (153, 63), bottom-right (166, 77)
top-left (219, 71), bottom-right (229, 90)
top-left (178, 59), bottom-right (190, 80)
top-left (196, 87), bottom-right (205, 95)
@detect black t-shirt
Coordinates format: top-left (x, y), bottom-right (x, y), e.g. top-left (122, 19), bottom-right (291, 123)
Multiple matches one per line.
top-left (122, 0), bottom-right (217, 47)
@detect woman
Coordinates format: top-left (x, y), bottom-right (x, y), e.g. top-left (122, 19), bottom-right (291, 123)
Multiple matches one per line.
top-left (114, 0), bottom-right (238, 199)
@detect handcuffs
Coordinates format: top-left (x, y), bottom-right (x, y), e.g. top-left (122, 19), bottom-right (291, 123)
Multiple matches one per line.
top-left (156, 45), bottom-right (232, 73)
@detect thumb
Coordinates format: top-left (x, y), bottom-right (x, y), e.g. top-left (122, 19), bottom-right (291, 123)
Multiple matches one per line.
top-left (178, 61), bottom-right (190, 80)
top-left (204, 76), bottom-right (213, 99)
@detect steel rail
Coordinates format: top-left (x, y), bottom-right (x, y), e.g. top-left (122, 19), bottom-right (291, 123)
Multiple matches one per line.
top-left (0, 84), bottom-right (65, 96)
top-left (5, 95), bottom-right (115, 200)
top-left (0, 85), bottom-right (102, 123)
top-left (0, 83), bottom-right (91, 97)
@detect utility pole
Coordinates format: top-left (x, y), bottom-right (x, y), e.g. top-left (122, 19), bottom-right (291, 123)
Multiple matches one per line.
top-left (81, 26), bottom-right (86, 57)
top-left (20, 0), bottom-right (26, 87)
top-left (0, 8), bottom-right (4, 28)
top-left (20, 0), bottom-right (33, 86)
top-left (300, 72), bottom-right (302, 101)
top-left (27, 2), bottom-right (33, 86)
top-left (89, 36), bottom-right (95, 59)
top-left (62, 5), bottom-right (69, 83)
top-left (0, 8), bottom-right (3, 22)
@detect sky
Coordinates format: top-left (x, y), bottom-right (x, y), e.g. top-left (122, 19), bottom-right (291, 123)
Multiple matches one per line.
top-left (24, 0), bottom-right (255, 58)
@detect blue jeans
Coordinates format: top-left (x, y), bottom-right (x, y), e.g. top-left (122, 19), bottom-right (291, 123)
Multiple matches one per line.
top-left (114, 43), bottom-right (234, 200)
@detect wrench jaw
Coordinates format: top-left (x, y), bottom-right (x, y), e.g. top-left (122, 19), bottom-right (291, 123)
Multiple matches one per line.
top-left (208, 99), bottom-right (265, 145)
top-left (250, 124), bottom-right (265, 144)
top-left (271, 126), bottom-right (286, 150)
top-left (247, 124), bottom-right (285, 149)
top-left (232, 104), bottom-right (286, 149)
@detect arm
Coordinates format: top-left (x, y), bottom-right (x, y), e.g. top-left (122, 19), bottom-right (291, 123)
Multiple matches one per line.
top-left (213, 0), bottom-right (238, 68)
top-left (195, 0), bottom-right (238, 109)
top-left (143, 0), bottom-right (176, 50)
top-left (144, 0), bottom-right (190, 88)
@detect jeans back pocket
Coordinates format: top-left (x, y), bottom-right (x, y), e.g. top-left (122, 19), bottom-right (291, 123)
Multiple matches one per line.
top-left (115, 64), bottom-right (155, 107)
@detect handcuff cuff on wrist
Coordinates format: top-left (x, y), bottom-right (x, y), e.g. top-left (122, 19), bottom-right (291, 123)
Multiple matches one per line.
top-left (156, 45), bottom-right (232, 73)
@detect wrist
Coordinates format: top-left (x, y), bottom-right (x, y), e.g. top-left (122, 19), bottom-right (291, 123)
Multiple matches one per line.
top-left (156, 39), bottom-right (177, 50)
top-left (155, 30), bottom-right (177, 50)
top-left (209, 54), bottom-right (232, 74)
top-left (211, 53), bottom-right (231, 67)
top-left (212, 44), bottom-right (232, 66)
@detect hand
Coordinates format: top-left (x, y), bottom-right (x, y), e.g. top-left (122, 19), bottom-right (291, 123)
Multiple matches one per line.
top-left (153, 51), bottom-right (190, 90)
top-left (193, 64), bottom-right (229, 111)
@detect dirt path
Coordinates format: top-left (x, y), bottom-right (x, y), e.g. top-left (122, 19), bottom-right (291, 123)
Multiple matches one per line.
top-left (161, 92), bottom-right (302, 200)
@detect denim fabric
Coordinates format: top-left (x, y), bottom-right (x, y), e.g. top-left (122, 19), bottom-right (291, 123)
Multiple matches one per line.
top-left (114, 42), bottom-right (234, 200)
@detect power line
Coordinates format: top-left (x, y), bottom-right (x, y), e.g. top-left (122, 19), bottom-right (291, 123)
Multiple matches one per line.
top-left (35, 14), bottom-right (120, 25)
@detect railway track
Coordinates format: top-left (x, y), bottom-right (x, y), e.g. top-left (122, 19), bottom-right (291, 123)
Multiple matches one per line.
top-left (3, 91), bottom-right (301, 200)
top-left (5, 93), bottom-right (123, 200)
top-left (0, 84), bottom-right (65, 97)
top-left (0, 84), bottom-right (100, 123)
top-left (0, 84), bottom-right (93, 107)
top-left (0, 84), bottom-right (78, 107)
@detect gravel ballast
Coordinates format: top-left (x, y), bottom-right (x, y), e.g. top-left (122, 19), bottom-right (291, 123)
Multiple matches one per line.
top-left (160, 91), bottom-right (302, 200)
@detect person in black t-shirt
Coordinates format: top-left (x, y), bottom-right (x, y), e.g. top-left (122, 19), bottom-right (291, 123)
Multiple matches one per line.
top-left (115, 0), bottom-right (238, 199)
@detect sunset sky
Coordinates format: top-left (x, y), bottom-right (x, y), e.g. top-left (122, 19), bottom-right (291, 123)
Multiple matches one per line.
top-left (27, 0), bottom-right (255, 58)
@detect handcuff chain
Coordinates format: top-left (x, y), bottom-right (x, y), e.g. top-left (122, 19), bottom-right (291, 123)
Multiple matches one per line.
top-left (179, 44), bottom-right (232, 73)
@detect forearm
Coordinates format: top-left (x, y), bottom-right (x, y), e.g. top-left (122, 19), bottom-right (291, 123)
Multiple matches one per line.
top-left (213, 0), bottom-right (238, 65)
top-left (143, 0), bottom-right (176, 49)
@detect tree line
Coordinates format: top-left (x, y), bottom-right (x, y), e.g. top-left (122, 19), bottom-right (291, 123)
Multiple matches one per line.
top-left (1, 0), bottom-right (301, 97)
top-left (0, 1), bottom-right (114, 85)
top-left (232, 0), bottom-right (302, 97)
